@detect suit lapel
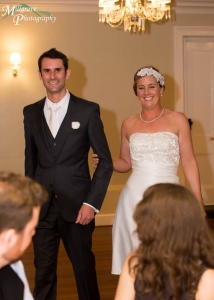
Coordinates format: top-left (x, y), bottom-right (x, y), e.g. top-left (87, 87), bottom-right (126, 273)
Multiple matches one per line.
top-left (36, 98), bottom-right (54, 160)
top-left (55, 93), bottom-right (77, 160)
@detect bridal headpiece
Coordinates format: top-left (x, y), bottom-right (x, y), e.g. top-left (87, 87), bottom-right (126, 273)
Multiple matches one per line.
top-left (137, 67), bottom-right (165, 86)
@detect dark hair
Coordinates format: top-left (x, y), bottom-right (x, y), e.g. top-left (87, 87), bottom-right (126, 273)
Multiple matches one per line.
top-left (133, 66), bottom-right (165, 96)
top-left (38, 48), bottom-right (69, 72)
top-left (0, 172), bottom-right (48, 233)
top-left (130, 183), bottom-right (214, 300)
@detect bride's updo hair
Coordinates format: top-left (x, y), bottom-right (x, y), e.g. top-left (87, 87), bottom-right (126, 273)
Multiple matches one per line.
top-left (133, 66), bottom-right (165, 96)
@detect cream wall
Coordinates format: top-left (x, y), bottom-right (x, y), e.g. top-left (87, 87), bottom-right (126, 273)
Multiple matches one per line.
top-left (0, 6), bottom-right (214, 224)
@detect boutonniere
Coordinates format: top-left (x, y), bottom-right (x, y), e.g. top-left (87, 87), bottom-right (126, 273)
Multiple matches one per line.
top-left (71, 122), bottom-right (80, 129)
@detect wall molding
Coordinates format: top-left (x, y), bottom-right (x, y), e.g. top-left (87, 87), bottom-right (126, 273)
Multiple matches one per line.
top-left (0, 1), bottom-right (98, 13)
top-left (174, 1), bottom-right (214, 15)
top-left (95, 213), bottom-right (114, 226)
top-left (1, 1), bottom-right (214, 14)
top-left (107, 184), bottom-right (124, 192)
top-left (94, 184), bottom-right (124, 226)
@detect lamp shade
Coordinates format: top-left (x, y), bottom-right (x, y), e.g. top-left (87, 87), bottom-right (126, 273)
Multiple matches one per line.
top-left (10, 52), bottom-right (21, 64)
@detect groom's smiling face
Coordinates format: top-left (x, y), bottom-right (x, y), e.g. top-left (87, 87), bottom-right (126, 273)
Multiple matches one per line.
top-left (38, 58), bottom-right (70, 99)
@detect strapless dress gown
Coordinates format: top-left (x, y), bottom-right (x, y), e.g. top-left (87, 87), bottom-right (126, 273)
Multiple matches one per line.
top-left (112, 132), bottom-right (180, 274)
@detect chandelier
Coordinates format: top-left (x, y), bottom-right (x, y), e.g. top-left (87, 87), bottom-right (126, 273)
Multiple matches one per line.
top-left (99, 0), bottom-right (171, 33)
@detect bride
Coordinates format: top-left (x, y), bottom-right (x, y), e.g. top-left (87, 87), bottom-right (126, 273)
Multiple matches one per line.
top-left (93, 66), bottom-right (204, 275)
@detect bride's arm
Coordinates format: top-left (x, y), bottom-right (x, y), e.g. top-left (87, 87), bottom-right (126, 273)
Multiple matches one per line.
top-left (177, 112), bottom-right (205, 214)
top-left (113, 120), bottom-right (132, 172)
top-left (178, 113), bottom-right (203, 200)
top-left (92, 119), bottom-right (132, 173)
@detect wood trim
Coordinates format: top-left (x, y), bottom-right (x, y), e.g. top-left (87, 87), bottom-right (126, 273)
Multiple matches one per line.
top-left (95, 184), bottom-right (124, 226)
top-left (107, 184), bottom-right (124, 192)
top-left (95, 213), bottom-right (114, 226)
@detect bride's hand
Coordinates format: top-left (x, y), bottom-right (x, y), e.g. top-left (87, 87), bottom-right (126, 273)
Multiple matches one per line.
top-left (92, 154), bottom-right (99, 169)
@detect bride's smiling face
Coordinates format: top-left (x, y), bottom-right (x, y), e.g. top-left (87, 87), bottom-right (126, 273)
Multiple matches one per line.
top-left (136, 76), bottom-right (164, 109)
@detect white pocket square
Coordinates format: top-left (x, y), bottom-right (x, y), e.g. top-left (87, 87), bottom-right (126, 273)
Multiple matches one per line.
top-left (71, 122), bottom-right (80, 129)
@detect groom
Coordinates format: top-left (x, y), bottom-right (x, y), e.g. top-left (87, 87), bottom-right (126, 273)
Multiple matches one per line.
top-left (23, 48), bottom-right (113, 300)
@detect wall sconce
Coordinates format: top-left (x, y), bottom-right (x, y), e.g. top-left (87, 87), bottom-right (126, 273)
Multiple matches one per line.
top-left (10, 52), bottom-right (21, 77)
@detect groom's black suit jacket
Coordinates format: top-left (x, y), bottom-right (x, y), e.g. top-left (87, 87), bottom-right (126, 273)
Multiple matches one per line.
top-left (23, 92), bottom-right (113, 221)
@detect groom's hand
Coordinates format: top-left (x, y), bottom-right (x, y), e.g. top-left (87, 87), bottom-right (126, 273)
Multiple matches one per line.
top-left (75, 204), bottom-right (94, 225)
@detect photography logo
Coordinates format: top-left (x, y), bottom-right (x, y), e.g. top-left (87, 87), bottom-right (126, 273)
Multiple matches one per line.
top-left (1, 3), bottom-right (56, 25)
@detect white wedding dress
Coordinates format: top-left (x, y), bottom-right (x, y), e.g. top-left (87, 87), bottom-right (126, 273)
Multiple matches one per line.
top-left (112, 132), bottom-right (180, 274)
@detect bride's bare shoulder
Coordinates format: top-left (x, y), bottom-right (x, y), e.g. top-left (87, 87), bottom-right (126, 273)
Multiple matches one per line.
top-left (165, 109), bottom-right (187, 121)
top-left (122, 114), bottom-right (139, 127)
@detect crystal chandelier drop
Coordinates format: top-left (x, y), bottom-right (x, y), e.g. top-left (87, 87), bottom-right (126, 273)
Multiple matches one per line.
top-left (99, 0), bottom-right (171, 33)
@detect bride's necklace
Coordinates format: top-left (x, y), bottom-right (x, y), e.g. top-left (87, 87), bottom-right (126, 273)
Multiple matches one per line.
top-left (139, 108), bottom-right (164, 124)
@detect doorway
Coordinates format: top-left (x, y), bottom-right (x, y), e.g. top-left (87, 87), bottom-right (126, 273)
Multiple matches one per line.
top-left (174, 26), bottom-right (214, 205)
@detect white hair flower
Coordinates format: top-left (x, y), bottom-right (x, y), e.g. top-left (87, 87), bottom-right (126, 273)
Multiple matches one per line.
top-left (137, 67), bottom-right (165, 86)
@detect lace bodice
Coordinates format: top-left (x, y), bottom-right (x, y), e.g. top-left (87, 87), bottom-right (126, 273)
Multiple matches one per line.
top-left (129, 132), bottom-right (180, 166)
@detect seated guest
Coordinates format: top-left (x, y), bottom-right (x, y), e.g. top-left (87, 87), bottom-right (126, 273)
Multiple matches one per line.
top-left (115, 183), bottom-right (214, 300)
top-left (0, 172), bottom-right (47, 300)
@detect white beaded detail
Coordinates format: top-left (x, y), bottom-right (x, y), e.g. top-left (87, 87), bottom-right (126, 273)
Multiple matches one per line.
top-left (137, 67), bottom-right (165, 86)
top-left (129, 132), bottom-right (180, 166)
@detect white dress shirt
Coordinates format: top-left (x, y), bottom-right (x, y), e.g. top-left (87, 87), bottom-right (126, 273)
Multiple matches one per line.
top-left (10, 260), bottom-right (34, 300)
top-left (43, 90), bottom-right (98, 213)
top-left (44, 90), bottom-right (70, 134)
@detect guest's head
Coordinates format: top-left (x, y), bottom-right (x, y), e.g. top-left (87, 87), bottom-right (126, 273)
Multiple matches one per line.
top-left (134, 183), bottom-right (205, 251)
top-left (131, 183), bottom-right (214, 300)
top-left (0, 172), bottom-right (48, 268)
top-left (133, 66), bottom-right (165, 96)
